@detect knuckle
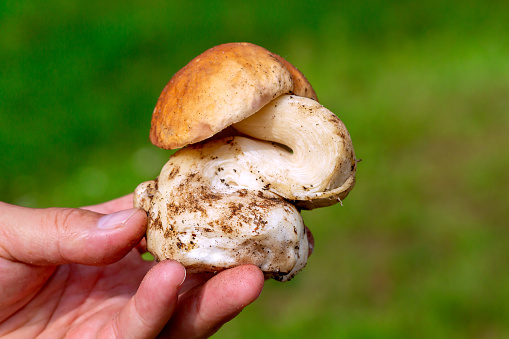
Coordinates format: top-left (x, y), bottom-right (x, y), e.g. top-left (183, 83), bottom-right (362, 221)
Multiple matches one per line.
top-left (46, 207), bottom-right (88, 233)
top-left (43, 208), bottom-right (92, 263)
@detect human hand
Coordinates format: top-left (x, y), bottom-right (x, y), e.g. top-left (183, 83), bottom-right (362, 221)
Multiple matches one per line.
top-left (0, 195), bottom-right (264, 338)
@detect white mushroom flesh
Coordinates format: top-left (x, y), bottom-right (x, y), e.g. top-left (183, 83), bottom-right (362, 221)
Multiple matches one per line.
top-left (231, 95), bottom-right (355, 204)
top-left (135, 94), bottom-right (356, 281)
top-left (135, 148), bottom-right (309, 281)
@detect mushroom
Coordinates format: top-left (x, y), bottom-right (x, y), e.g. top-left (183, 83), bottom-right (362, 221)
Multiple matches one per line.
top-left (134, 42), bottom-right (356, 281)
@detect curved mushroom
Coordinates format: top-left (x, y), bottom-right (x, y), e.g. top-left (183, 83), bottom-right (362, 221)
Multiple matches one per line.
top-left (231, 94), bottom-right (356, 209)
top-left (134, 43), bottom-right (357, 281)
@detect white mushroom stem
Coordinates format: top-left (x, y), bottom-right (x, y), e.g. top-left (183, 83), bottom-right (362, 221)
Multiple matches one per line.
top-left (135, 145), bottom-right (309, 282)
top-left (233, 95), bottom-right (355, 198)
top-left (198, 95), bottom-right (356, 208)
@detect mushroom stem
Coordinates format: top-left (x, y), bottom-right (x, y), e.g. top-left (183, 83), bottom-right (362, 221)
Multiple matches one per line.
top-left (231, 95), bottom-right (356, 206)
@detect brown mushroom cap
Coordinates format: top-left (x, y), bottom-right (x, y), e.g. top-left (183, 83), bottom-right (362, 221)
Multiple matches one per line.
top-left (149, 42), bottom-right (317, 150)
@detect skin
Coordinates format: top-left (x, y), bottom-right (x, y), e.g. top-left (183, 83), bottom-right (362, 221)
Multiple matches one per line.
top-left (0, 195), bottom-right (265, 338)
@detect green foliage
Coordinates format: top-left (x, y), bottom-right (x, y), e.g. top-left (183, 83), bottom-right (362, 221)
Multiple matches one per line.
top-left (1, 0), bottom-right (508, 337)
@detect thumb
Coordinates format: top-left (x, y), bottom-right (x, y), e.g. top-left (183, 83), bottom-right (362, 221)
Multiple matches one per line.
top-left (0, 202), bottom-right (147, 266)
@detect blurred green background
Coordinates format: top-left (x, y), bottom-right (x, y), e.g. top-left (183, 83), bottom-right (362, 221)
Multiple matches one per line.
top-left (1, 0), bottom-right (508, 337)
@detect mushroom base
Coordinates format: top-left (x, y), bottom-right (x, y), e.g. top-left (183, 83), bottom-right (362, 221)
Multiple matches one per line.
top-left (134, 172), bottom-right (309, 282)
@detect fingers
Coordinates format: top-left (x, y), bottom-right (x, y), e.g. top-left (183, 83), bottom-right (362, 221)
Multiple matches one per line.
top-left (305, 225), bottom-right (315, 256)
top-left (136, 237), bottom-right (148, 254)
top-left (98, 260), bottom-right (186, 339)
top-left (162, 265), bottom-right (265, 338)
top-left (179, 272), bottom-right (215, 294)
top-left (0, 201), bottom-right (146, 266)
top-left (82, 194), bottom-right (134, 214)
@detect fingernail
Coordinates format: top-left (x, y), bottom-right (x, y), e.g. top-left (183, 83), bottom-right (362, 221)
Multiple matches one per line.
top-left (179, 267), bottom-right (187, 287)
top-left (97, 208), bottom-right (139, 229)
top-left (165, 260), bottom-right (187, 287)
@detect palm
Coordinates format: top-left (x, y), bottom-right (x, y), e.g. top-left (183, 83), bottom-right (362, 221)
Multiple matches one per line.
top-left (5, 252), bottom-right (153, 337)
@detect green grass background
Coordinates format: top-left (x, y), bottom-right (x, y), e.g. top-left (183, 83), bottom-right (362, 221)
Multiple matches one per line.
top-left (1, 1), bottom-right (508, 337)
